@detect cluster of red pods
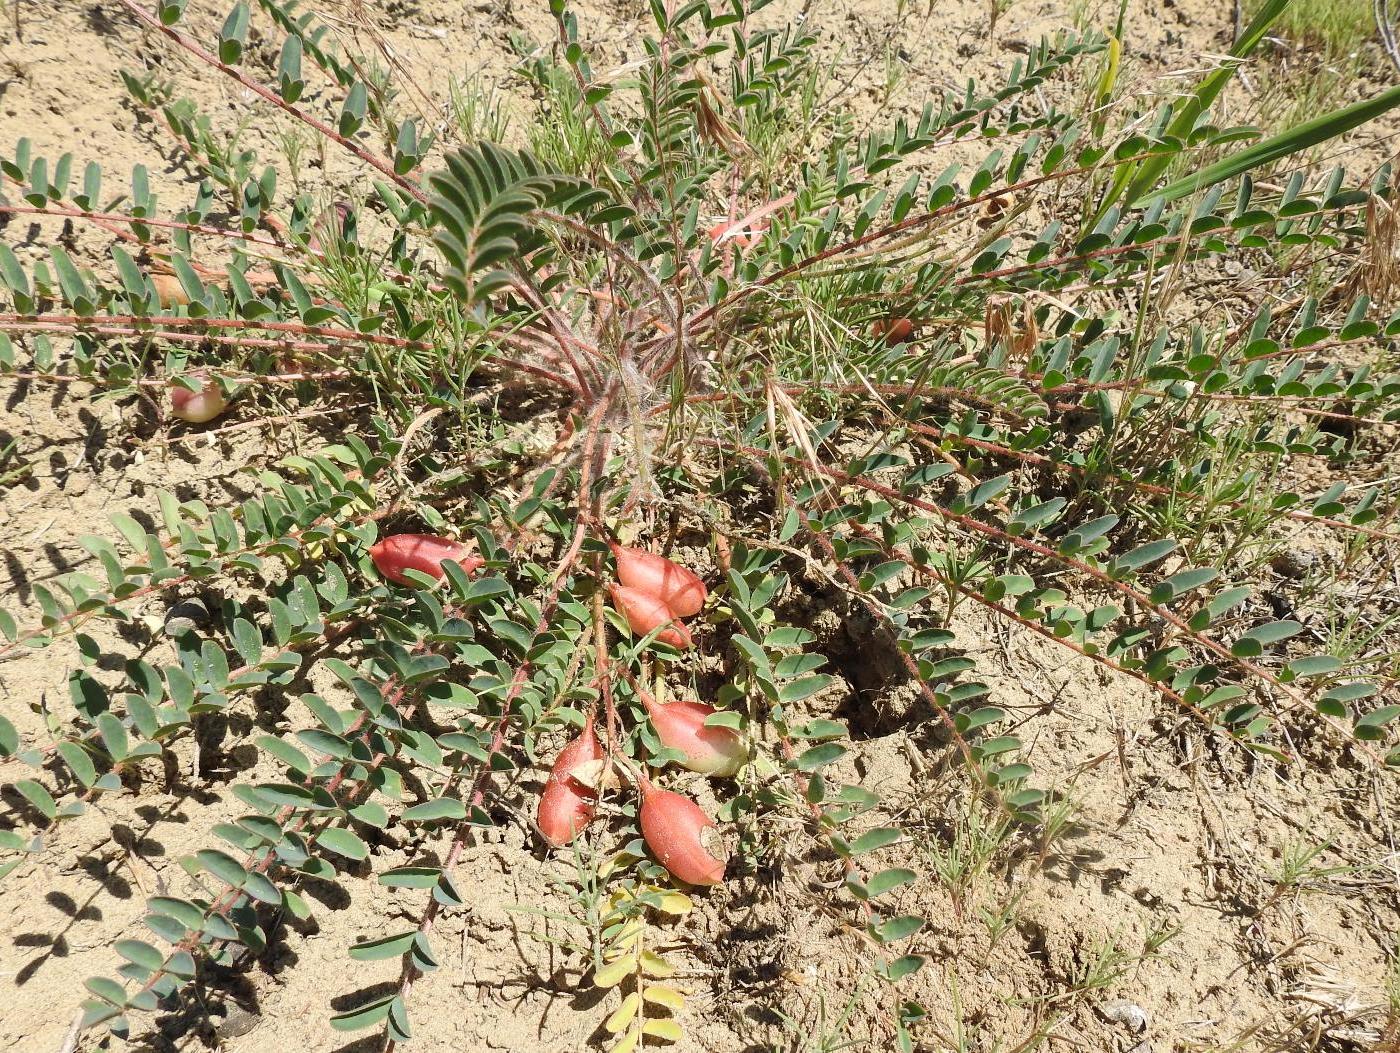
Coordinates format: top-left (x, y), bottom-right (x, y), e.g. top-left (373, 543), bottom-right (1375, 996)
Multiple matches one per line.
top-left (605, 542), bottom-right (706, 648)
top-left (368, 534), bottom-right (743, 887)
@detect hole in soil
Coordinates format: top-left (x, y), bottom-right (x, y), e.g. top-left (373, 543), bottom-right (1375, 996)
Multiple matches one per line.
top-left (788, 571), bottom-right (981, 750)
top-left (782, 574), bottom-right (924, 742)
top-left (715, 921), bottom-right (785, 988)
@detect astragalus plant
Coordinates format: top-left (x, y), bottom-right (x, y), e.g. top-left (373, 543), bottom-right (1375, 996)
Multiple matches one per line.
top-left (0, 0), bottom-right (1397, 1047)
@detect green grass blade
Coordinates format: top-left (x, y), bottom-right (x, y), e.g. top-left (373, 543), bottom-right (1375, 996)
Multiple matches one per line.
top-left (1134, 83), bottom-right (1400, 207)
top-left (1094, 0), bottom-right (1292, 220)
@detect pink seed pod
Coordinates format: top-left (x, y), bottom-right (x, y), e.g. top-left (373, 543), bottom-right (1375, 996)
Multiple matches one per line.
top-left (640, 692), bottom-right (748, 777)
top-left (639, 780), bottom-right (727, 886)
top-left (369, 533), bottom-right (484, 586)
top-left (608, 584), bottom-right (692, 649)
top-left (150, 272), bottom-right (190, 308)
top-left (610, 543), bottom-right (707, 618)
top-left (308, 200), bottom-right (353, 253)
top-left (873, 317), bottom-right (915, 346)
top-left (537, 723), bottom-right (603, 847)
top-left (169, 376), bottom-right (229, 424)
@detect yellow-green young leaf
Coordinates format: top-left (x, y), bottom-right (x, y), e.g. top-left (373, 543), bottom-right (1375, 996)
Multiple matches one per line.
top-left (642, 984), bottom-right (685, 1011)
top-left (642, 1018), bottom-right (683, 1041)
top-left (607, 1031), bottom-right (640, 1053)
top-left (1099, 0), bottom-right (1290, 218)
top-left (654, 892), bottom-right (692, 916)
top-left (604, 992), bottom-right (640, 1034)
top-left (608, 887), bottom-right (640, 908)
top-left (593, 956), bottom-right (634, 988)
top-left (1093, 35), bottom-right (1120, 110)
top-left (639, 950), bottom-right (674, 978)
top-left (611, 920), bottom-right (643, 948)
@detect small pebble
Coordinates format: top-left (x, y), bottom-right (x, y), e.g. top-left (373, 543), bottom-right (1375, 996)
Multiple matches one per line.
top-left (1270, 548), bottom-right (1320, 579)
top-left (214, 1004), bottom-right (259, 1040)
top-left (1103, 999), bottom-right (1149, 1033)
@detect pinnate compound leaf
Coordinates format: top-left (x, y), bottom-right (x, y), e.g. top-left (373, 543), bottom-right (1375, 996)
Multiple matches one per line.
top-left (428, 144), bottom-right (590, 308)
top-left (1138, 83), bottom-right (1400, 207)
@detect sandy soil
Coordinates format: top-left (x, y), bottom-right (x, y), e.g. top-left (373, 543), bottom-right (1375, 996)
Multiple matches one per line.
top-left (1, 1), bottom-right (1398, 1051)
